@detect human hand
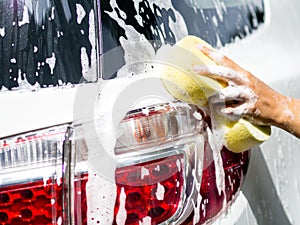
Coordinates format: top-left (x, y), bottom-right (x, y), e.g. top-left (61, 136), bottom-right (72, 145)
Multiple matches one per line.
top-left (192, 44), bottom-right (289, 128)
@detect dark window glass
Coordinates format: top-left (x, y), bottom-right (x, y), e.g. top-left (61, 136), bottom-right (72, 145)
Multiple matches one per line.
top-left (0, 0), bottom-right (97, 91)
top-left (101, 0), bottom-right (264, 79)
top-left (0, 0), bottom-right (265, 89)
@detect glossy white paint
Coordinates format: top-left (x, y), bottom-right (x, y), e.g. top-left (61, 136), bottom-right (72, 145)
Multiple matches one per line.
top-left (0, 86), bottom-right (77, 138)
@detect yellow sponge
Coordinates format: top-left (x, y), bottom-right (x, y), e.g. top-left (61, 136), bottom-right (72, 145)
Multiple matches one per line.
top-left (159, 35), bottom-right (271, 153)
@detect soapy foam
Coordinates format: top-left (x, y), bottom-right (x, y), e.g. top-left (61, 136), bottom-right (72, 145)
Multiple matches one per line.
top-left (76, 4), bottom-right (86, 24)
top-left (207, 128), bottom-right (226, 197)
top-left (141, 167), bottom-right (150, 180)
top-left (194, 64), bottom-right (259, 118)
top-left (220, 85), bottom-right (253, 101)
top-left (0, 27), bottom-right (4, 37)
top-left (219, 83), bottom-right (258, 118)
top-left (18, 5), bottom-right (30, 26)
top-left (193, 64), bottom-right (249, 84)
top-left (192, 168), bottom-right (203, 225)
top-left (139, 216), bottom-right (152, 225)
top-left (116, 187), bottom-right (127, 225)
top-left (107, 0), bottom-right (188, 76)
top-left (86, 173), bottom-right (116, 225)
top-left (191, 135), bottom-right (205, 225)
top-left (156, 183), bottom-right (165, 200)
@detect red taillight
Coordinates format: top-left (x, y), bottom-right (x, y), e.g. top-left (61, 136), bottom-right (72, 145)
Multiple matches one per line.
top-left (0, 125), bottom-right (69, 225)
top-left (74, 173), bottom-right (89, 225)
top-left (111, 102), bottom-right (250, 225)
top-left (0, 178), bottom-right (63, 225)
top-left (0, 173), bottom-right (90, 225)
top-left (114, 154), bottom-right (185, 225)
top-left (0, 102), bottom-right (251, 225)
top-left (111, 103), bottom-right (203, 224)
top-left (202, 148), bottom-right (249, 224)
top-left (182, 146), bottom-right (249, 225)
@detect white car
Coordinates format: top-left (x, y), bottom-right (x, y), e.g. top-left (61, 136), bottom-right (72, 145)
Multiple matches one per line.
top-left (0, 0), bottom-right (299, 225)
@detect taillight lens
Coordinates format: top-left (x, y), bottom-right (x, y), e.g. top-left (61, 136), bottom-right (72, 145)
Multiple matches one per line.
top-left (182, 146), bottom-right (249, 225)
top-left (0, 178), bottom-right (63, 225)
top-left (114, 154), bottom-right (185, 225)
top-left (0, 103), bottom-right (250, 225)
top-left (115, 103), bottom-right (201, 154)
top-left (0, 125), bottom-right (69, 225)
top-left (111, 102), bottom-right (250, 225)
top-left (112, 102), bottom-right (203, 224)
top-left (74, 173), bottom-right (89, 225)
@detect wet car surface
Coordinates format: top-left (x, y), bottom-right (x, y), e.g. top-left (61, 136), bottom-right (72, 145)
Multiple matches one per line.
top-left (1, 0), bottom-right (300, 225)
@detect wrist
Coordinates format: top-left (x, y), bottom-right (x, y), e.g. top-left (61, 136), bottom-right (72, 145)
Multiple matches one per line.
top-left (272, 95), bottom-right (300, 138)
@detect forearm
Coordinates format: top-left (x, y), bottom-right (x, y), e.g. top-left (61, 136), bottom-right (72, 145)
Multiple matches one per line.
top-left (194, 43), bottom-right (300, 139)
top-left (273, 95), bottom-right (300, 138)
top-left (236, 81), bottom-right (300, 138)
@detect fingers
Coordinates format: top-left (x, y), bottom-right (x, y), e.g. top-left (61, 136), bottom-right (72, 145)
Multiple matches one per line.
top-left (196, 44), bottom-right (226, 65)
top-left (212, 102), bottom-right (250, 118)
top-left (209, 92), bottom-right (249, 120)
top-left (208, 85), bottom-right (258, 121)
top-left (212, 105), bottom-right (242, 121)
top-left (211, 94), bottom-right (257, 120)
top-left (196, 44), bottom-right (245, 73)
top-left (209, 86), bottom-right (247, 103)
top-left (221, 105), bottom-right (249, 117)
top-left (193, 64), bottom-right (249, 85)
